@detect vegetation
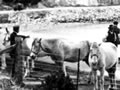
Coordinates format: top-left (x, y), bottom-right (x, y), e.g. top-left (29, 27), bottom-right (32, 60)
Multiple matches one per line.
top-left (2, 0), bottom-right (120, 8)
top-left (43, 73), bottom-right (76, 90)
top-left (3, 0), bottom-right (42, 7)
top-left (1, 1), bottom-right (120, 24)
top-left (2, 6), bottom-right (120, 25)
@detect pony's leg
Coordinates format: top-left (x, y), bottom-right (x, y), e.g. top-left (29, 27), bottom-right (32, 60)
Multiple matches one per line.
top-left (111, 71), bottom-right (117, 90)
top-left (93, 70), bottom-right (98, 90)
top-left (108, 72), bottom-right (116, 90)
top-left (108, 63), bottom-right (117, 90)
top-left (23, 56), bottom-right (30, 78)
top-left (31, 58), bottom-right (35, 69)
top-left (62, 62), bottom-right (67, 76)
top-left (99, 69), bottom-right (104, 90)
top-left (88, 70), bottom-right (94, 84)
top-left (56, 61), bottom-right (67, 76)
top-left (1, 53), bottom-right (6, 70)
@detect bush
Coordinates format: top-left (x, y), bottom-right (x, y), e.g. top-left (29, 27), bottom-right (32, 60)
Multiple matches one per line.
top-left (13, 3), bottom-right (24, 11)
top-left (44, 73), bottom-right (76, 90)
top-left (3, 0), bottom-right (42, 7)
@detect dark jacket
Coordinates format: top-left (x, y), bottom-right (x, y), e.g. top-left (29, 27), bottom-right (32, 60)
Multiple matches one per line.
top-left (107, 30), bottom-right (115, 43)
top-left (113, 26), bottom-right (119, 34)
top-left (9, 31), bottom-right (28, 57)
top-left (10, 31), bottom-right (29, 45)
top-left (113, 26), bottom-right (120, 42)
top-left (112, 25), bottom-right (120, 46)
top-left (10, 32), bottom-right (17, 45)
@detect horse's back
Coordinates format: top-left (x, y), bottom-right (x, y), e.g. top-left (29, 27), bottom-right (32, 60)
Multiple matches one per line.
top-left (100, 42), bottom-right (118, 69)
top-left (100, 42), bottom-right (117, 53)
top-left (62, 40), bottom-right (90, 62)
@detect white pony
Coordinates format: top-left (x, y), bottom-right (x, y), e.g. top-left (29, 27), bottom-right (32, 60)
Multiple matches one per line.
top-left (0, 27), bottom-right (10, 70)
top-left (89, 42), bottom-right (118, 90)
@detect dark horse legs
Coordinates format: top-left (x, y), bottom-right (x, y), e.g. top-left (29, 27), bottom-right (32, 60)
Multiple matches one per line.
top-left (107, 63), bottom-right (117, 90)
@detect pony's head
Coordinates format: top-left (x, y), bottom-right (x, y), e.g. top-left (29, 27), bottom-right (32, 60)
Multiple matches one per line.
top-left (30, 38), bottom-right (42, 59)
top-left (89, 42), bottom-right (100, 67)
top-left (0, 28), bottom-right (10, 46)
top-left (3, 28), bottom-right (10, 46)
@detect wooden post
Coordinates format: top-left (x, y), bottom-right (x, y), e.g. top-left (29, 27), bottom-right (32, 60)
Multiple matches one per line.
top-left (0, 0), bottom-right (2, 4)
top-left (12, 37), bottom-right (24, 86)
top-left (76, 49), bottom-right (80, 90)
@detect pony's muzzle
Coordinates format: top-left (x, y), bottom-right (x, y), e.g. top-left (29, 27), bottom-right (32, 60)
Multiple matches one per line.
top-left (30, 53), bottom-right (36, 60)
top-left (31, 55), bottom-right (36, 59)
top-left (92, 62), bottom-right (97, 66)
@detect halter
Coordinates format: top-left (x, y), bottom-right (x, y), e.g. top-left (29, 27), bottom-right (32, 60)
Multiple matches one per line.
top-left (91, 54), bottom-right (99, 59)
top-left (31, 38), bottom-right (47, 56)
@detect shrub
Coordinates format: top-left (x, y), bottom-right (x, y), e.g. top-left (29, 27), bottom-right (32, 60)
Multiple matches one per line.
top-left (44, 73), bottom-right (76, 90)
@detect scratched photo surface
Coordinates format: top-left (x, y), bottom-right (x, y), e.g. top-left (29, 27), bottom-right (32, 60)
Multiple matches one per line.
top-left (0, 0), bottom-right (120, 90)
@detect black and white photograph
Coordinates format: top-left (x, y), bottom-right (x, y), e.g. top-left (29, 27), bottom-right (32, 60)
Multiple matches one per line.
top-left (0, 0), bottom-right (120, 90)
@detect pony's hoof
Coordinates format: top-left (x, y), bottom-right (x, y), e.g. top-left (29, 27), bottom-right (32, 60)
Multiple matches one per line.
top-left (88, 80), bottom-right (94, 85)
top-left (93, 88), bottom-right (99, 90)
top-left (108, 87), bottom-right (117, 90)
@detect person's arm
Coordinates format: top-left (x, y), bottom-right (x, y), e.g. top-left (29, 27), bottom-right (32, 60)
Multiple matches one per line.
top-left (17, 35), bottom-right (30, 39)
top-left (113, 26), bottom-right (120, 34)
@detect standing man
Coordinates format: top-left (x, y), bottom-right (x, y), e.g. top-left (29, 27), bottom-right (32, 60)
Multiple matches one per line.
top-left (9, 25), bottom-right (27, 57)
top-left (106, 24), bottom-right (115, 43)
top-left (113, 21), bottom-right (120, 46)
top-left (10, 25), bottom-right (29, 47)
top-left (9, 25), bottom-right (29, 86)
top-left (0, 27), bottom-right (9, 73)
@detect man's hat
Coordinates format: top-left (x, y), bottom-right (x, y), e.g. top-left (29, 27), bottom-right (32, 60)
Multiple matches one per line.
top-left (113, 21), bottom-right (118, 25)
top-left (108, 24), bottom-right (113, 30)
top-left (13, 25), bottom-right (19, 32)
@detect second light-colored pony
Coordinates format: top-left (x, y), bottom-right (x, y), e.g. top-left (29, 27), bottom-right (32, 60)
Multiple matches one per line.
top-left (89, 42), bottom-right (118, 90)
top-left (0, 27), bottom-right (10, 70)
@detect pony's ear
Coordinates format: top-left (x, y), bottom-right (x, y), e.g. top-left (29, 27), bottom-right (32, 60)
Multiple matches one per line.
top-left (5, 28), bottom-right (10, 34)
top-left (86, 40), bottom-right (92, 48)
top-left (39, 38), bottom-right (42, 43)
top-left (32, 38), bottom-right (36, 46)
top-left (32, 38), bottom-right (39, 46)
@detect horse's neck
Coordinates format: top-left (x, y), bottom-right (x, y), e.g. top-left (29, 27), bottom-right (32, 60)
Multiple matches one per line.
top-left (79, 41), bottom-right (90, 60)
